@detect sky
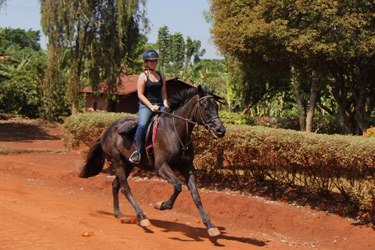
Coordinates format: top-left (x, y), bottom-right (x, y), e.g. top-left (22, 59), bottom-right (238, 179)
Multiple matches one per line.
top-left (0, 0), bottom-right (223, 59)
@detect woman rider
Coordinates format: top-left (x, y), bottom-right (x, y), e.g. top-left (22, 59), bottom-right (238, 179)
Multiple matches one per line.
top-left (129, 50), bottom-right (169, 164)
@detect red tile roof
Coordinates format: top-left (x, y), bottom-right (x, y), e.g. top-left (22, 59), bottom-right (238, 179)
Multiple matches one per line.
top-left (81, 75), bottom-right (182, 96)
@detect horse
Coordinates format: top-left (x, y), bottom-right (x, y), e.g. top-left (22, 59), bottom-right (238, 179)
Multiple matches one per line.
top-left (78, 85), bottom-right (226, 237)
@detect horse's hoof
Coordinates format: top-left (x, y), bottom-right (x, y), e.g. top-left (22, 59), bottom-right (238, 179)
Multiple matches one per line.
top-left (208, 227), bottom-right (221, 237)
top-left (154, 201), bottom-right (163, 210)
top-left (140, 219), bottom-right (151, 227)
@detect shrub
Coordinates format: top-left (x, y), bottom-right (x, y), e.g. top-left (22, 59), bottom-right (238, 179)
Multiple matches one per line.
top-left (219, 111), bottom-right (255, 125)
top-left (193, 124), bottom-right (375, 225)
top-left (63, 111), bottom-right (375, 226)
top-left (363, 126), bottom-right (375, 138)
top-left (63, 112), bottom-right (135, 150)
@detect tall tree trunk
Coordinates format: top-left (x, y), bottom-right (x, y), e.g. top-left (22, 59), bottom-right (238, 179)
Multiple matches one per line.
top-left (354, 86), bottom-right (368, 134)
top-left (306, 71), bottom-right (320, 132)
top-left (329, 85), bottom-right (352, 134)
top-left (291, 66), bottom-right (306, 131)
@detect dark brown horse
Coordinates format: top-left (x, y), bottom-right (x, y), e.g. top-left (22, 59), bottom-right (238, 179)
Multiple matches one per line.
top-left (78, 86), bottom-right (226, 237)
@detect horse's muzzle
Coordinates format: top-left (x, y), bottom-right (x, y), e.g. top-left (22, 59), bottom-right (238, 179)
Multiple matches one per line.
top-left (211, 126), bottom-right (226, 139)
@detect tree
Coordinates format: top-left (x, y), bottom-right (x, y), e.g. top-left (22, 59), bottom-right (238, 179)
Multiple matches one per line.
top-left (40, 0), bottom-right (147, 114)
top-left (156, 26), bottom-right (206, 77)
top-left (0, 35), bottom-right (48, 118)
top-left (169, 32), bottom-right (185, 73)
top-left (210, 0), bottom-right (375, 134)
top-left (157, 26), bottom-right (170, 73)
top-left (185, 37), bottom-right (206, 69)
top-left (0, 28), bottom-right (41, 53)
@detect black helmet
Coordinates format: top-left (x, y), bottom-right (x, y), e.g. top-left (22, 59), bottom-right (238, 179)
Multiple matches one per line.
top-left (143, 50), bottom-right (159, 60)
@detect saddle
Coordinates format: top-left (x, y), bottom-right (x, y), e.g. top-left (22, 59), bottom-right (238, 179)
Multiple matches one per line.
top-left (117, 115), bottom-right (161, 162)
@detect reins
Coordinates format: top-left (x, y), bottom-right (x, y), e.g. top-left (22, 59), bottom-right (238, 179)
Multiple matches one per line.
top-left (158, 94), bottom-right (219, 153)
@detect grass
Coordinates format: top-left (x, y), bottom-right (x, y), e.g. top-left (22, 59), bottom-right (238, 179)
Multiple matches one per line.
top-left (0, 145), bottom-right (64, 154)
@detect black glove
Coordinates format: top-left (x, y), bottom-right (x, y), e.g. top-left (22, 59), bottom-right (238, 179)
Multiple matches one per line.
top-left (159, 106), bottom-right (171, 113)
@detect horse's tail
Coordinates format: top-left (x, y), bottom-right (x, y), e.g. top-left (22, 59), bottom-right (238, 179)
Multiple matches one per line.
top-left (78, 138), bottom-right (105, 178)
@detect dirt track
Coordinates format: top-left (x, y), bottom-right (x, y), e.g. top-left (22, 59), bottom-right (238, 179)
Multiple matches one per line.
top-left (0, 119), bottom-right (374, 249)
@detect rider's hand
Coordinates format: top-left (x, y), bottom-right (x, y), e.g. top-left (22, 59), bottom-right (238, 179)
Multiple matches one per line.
top-left (160, 106), bottom-right (171, 113)
top-left (151, 105), bottom-right (160, 112)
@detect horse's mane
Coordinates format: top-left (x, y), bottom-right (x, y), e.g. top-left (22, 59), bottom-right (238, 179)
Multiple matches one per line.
top-left (168, 86), bottom-right (212, 110)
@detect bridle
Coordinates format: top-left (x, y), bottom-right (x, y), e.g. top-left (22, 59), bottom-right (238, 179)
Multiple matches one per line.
top-left (160, 94), bottom-right (221, 152)
top-left (196, 95), bottom-right (220, 138)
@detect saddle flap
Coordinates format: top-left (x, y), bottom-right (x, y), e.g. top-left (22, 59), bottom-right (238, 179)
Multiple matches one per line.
top-left (118, 118), bottom-right (138, 135)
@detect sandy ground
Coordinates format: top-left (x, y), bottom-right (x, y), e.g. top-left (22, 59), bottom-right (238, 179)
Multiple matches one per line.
top-left (0, 119), bottom-right (374, 250)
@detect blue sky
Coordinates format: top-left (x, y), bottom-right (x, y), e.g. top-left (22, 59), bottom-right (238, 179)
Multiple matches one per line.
top-left (0, 0), bottom-right (223, 59)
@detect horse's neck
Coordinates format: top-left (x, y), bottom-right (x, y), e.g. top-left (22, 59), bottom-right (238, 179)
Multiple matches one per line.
top-left (172, 95), bottom-right (198, 137)
top-left (174, 95), bottom-right (198, 122)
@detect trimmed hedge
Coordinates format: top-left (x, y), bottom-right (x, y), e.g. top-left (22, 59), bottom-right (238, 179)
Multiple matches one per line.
top-left (63, 112), bottom-right (375, 226)
top-left (62, 112), bottom-right (135, 150)
top-left (193, 125), bottom-right (375, 225)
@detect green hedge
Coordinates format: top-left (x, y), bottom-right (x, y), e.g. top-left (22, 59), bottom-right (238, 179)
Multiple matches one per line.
top-left (193, 125), bottom-right (375, 225)
top-left (63, 112), bottom-right (135, 150)
top-left (63, 112), bottom-right (375, 226)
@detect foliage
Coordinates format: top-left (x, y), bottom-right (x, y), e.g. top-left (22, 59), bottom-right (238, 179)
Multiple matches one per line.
top-left (0, 27), bottom-right (41, 53)
top-left (169, 32), bottom-right (185, 73)
top-left (0, 42), bottom-right (48, 118)
top-left (182, 59), bottom-right (241, 112)
top-left (157, 26), bottom-right (170, 73)
top-left (40, 0), bottom-right (147, 114)
top-left (0, 27), bottom-right (71, 120)
top-left (209, 0), bottom-right (375, 135)
top-left (63, 112), bottom-right (135, 150)
top-left (218, 111), bottom-right (255, 125)
top-left (363, 126), bottom-right (375, 138)
top-left (156, 26), bottom-right (206, 77)
top-left (194, 124), bottom-right (375, 225)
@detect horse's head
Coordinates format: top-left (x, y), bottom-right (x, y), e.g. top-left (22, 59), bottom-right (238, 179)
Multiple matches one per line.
top-left (196, 86), bottom-right (226, 138)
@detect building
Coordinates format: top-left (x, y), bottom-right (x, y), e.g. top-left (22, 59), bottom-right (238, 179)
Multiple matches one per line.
top-left (81, 75), bottom-right (196, 113)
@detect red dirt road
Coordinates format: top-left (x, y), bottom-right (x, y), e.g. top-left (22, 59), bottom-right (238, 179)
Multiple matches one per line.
top-left (0, 119), bottom-right (374, 249)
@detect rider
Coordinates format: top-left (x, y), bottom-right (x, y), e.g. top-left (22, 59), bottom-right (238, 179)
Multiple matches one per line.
top-left (129, 50), bottom-right (169, 164)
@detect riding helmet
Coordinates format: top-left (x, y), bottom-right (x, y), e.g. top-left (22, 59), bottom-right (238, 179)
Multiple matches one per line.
top-left (143, 50), bottom-right (159, 60)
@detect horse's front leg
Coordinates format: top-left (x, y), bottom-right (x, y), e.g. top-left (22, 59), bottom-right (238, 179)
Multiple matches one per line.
top-left (181, 165), bottom-right (221, 237)
top-left (154, 162), bottom-right (182, 210)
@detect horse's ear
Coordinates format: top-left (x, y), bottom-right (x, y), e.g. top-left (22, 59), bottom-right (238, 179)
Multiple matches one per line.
top-left (211, 86), bottom-right (215, 94)
top-left (197, 85), bottom-right (204, 97)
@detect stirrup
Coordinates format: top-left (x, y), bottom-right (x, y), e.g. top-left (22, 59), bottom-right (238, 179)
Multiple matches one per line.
top-left (129, 151), bottom-right (141, 164)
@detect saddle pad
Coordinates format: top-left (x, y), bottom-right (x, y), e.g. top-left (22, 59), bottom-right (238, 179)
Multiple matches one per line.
top-left (145, 116), bottom-right (160, 152)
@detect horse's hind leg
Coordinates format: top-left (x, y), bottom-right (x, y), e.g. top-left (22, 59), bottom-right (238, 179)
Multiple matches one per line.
top-left (181, 165), bottom-right (220, 237)
top-left (112, 176), bottom-right (125, 218)
top-left (110, 157), bottom-right (150, 227)
top-left (154, 162), bottom-right (182, 210)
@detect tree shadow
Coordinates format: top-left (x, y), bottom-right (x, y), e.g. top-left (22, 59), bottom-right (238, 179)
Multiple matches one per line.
top-left (150, 219), bottom-right (267, 247)
top-left (0, 122), bottom-right (60, 142)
